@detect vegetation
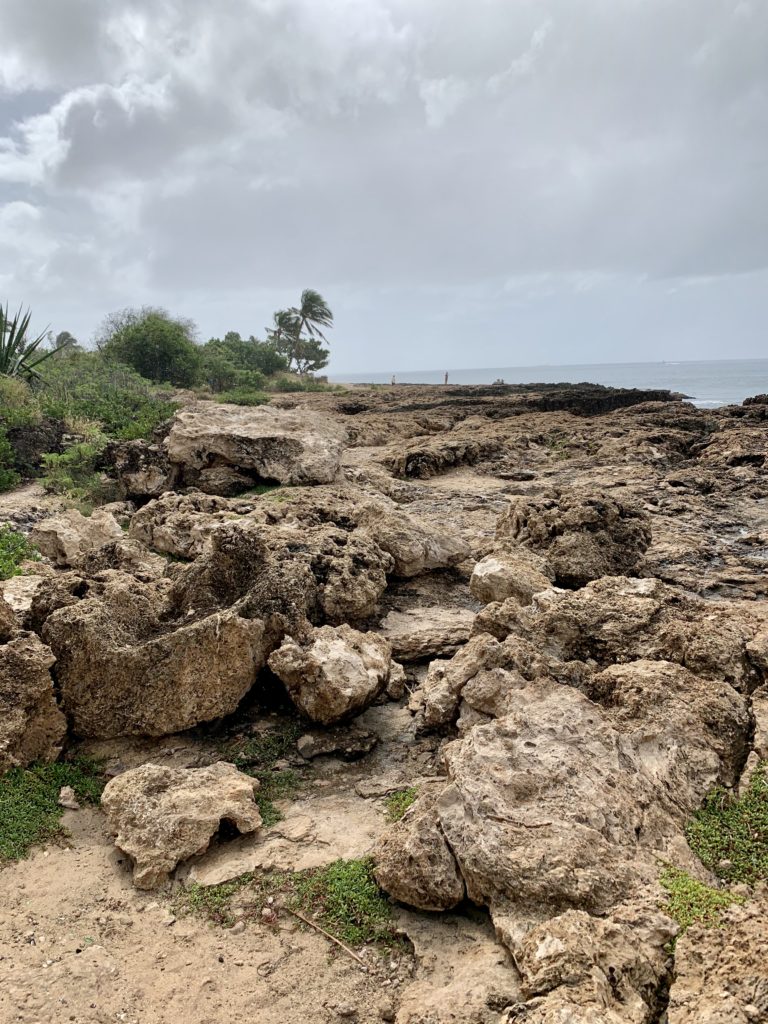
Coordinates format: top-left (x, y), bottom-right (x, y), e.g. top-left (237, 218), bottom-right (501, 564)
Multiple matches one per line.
top-left (686, 764), bottom-right (768, 885)
top-left (0, 526), bottom-right (39, 580)
top-left (40, 442), bottom-right (109, 509)
top-left (225, 719), bottom-right (306, 826)
top-left (659, 865), bottom-right (743, 932)
top-left (266, 289), bottom-right (333, 374)
top-left (0, 303), bottom-right (64, 381)
top-left (0, 759), bottom-right (105, 862)
top-left (0, 429), bottom-right (20, 492)
top-left (385, 787), bottom-right (419, 821)
top-left (176, 875), bottom-right (254, 926)
top-left (291, 858), bottom-right (396, 946)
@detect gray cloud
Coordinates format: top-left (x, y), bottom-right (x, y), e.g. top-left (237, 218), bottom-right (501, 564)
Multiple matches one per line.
top-left (1, 0), bottom-right (766, 370)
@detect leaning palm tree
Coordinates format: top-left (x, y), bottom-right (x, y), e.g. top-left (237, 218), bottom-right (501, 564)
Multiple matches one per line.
top-left (0, 304), bottom-right (57, 380)
top-left (290, 289), bottom-right (333, 345)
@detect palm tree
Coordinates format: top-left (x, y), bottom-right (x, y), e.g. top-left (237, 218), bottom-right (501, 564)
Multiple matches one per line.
top-left (266, 291), bottom-right (333, 373)
top-left (0, 304), bottom-right (58, 381)
top-left (290, 289), bottom-right (333, 345)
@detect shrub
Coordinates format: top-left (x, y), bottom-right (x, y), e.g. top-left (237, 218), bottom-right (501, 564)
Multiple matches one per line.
top-left (292, 858), bottom-right (396, 946)
top-left (686, 764), bottom-right (768, 885)
top-left (96, 307), bottom-right (201, 387)
top-left (0, 525), bottom-right (38, 579)
top-left (214, 388), bottom-right (271, 407)
top-left (38, 352), bottom-right (177, 440)
top-left (40, 441), bottom-right (108, 508)
top-left (0, 428), bottom-right (20, 492)
top-left (0, 376), bottom-right (41, 428)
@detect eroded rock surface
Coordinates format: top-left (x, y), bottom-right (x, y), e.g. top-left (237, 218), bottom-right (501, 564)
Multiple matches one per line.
top-left (31, 509), bottom-right (123, 568)
top-left (101, 761), bottom-right (262, 888)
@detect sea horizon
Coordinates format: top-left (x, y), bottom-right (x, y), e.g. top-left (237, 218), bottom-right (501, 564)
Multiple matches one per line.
top-left (329, 356), bottom-right (768, 408)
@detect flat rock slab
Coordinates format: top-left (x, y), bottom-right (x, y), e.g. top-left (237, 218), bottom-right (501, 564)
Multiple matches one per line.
top-left (166, 403), bottom-right (346, 486)
top-left (378, 607), bottom-right (475, 661)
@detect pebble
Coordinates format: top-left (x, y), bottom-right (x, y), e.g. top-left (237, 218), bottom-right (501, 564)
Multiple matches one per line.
top-left (229, 921), bottom-right (246, 935)
top-left (377, 1001), bottom-right (396, 1023)
top-left (335, 1005), bottom-right (356, 1019)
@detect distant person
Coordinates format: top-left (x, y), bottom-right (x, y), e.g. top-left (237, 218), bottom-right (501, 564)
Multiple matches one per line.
top-left (444, 372), bottom-right (449, 385)
top-left (391, 375), bottom-right (396, 385)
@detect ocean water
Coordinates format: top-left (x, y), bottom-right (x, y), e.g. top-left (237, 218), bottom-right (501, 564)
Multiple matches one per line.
top-left (330, 359), bottom-right (768, 409)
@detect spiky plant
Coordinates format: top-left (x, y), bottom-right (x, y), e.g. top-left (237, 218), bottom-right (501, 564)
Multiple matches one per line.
top-left (0, 304), bottom-right (56, 381)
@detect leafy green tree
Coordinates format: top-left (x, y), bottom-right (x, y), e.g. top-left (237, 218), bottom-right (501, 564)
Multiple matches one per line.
top-left (96, 307), bottom-right (201, 387)
top-left (266, 289), bottom-right (333, 374)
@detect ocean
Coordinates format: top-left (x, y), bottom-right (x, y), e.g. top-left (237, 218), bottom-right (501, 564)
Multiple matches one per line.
top-left (330, 359), bottom-right (768, 409)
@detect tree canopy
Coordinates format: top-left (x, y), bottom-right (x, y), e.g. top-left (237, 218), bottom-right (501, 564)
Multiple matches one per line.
top-left (266, 289), bottom-right (333, 374)
top-left (96, 307), bottom-right (201, 387)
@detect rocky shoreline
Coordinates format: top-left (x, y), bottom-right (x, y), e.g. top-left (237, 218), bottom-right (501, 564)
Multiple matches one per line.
top-left (1, 382), bottom-right (767, 1024)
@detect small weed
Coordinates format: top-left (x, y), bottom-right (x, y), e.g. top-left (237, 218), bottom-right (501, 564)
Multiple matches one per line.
top-left (659, 865), bottom-right (743, 933)
top-left (176, 875), bottom-right (253, 926)
top-left (384, 787), bottom-right (419, 822)
top-left (0, 525), bottom-right (39, 580)
top-left (243, 483), bottom-right (281, 496)
top-left (292, 857), bottom-right (397, 947)
top-left (685, 764), bottom-right (768, 885)
top-left (0, 758), bottom-right (105, 862)
top-left (225, 720), bottom-right (306, 826)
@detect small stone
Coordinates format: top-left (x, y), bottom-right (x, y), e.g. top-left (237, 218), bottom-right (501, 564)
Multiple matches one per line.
top-left (377, 999), bottom-right (396, 1021)
top-left (229, 920), bottom-right (245, 935)
top-left (233, 959), bottom-right (244, 967)
top-left (335, 1005), bottom-right (356, 1019)
top-left (58, 786), bottom-right (81, 811)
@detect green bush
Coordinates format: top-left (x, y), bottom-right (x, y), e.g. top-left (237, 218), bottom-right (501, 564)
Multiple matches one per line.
top-left (0, 376), bottom-right (41, 428)
top-left (0, 428), bottom-right (20, 492)
top-left (384, 787), bottom-right (419, 822)
top-left (0, 525), bottom-right (38, 579)
top-left (686, 764), bottom-right (768, 885)
top-left (38, 352), bottom-right (177, 440)
top-left (41, 441), bottom-right (108, 507)
top-left (96, 306), bottom-right (201, 387)
top-left (214, 388), bottom-right (271, 407)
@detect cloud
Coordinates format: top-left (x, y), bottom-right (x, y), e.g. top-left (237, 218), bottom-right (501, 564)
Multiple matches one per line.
top-left (0, 0), bottom-right (766, 366)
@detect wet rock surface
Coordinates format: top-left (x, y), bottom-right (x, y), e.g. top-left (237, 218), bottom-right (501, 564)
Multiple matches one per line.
top-left (4, 383), bottom-right (768, 1023)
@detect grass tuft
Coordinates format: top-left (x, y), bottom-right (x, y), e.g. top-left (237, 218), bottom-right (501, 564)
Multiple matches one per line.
top-left (291, 857), bottom-right (397, 947)
top-left (0, 758), bottom-right (105, 862)
top-left (384, 787), bottom-right (419, 822)
top-left (686, 763), bottom-right (768, 885)
top-left (175, 875), bottom-right (254, 926)
top-left (224, 720), bottom-right (305, 826)
top-left (659, 865), bottom-right (743, 933)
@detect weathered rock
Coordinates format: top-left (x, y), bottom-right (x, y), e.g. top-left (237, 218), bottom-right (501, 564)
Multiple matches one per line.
top-left (101, 761), bottom-right (262, 889)
top-left (374, 782), bottom-right (465, 911)
top-left (0, 624), bottom-right (65, 772)
top-left (358, 503), bottom-right (470, 577)
top-left (475, 576), bottom-right (768, 692)
top-left (667, 896), bottom-right (768, 1024)
top-left (470, 549), bottom-right (553, 606)
top-left (31, 509), bottom-right (123, 568)
top-left (105, 439), bottom-right (175, 500)
top-left (379, 606), bottom-right (475, 662)
top-left (128, 491), bottom-right (234, 559)
top-left (496, 489), bottom-right (651, 587)
top-left (0, 593), bottom-right (17, 642)
top-left (43, 573), bottom-right (271, 738)
top-left (166, 402), bottom-right (346, 490)
top-left (268, 625), bottom-right (392, 724)
top-left (297, 726), bottom-right (378, 760)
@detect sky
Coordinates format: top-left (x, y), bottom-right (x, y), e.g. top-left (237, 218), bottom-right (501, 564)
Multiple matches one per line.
top-left (0, 0), bottom-right (766, 374)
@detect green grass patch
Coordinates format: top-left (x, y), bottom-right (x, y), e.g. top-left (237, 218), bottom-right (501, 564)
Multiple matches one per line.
top-left (660, 865), bottom-right (743, 932)
top-left (225, 720), bottom-right (306, 826)
top-left (384, 787), bottom-right (419, 822)
top-left (215, 389), bottom-right (271, 407)
top-left (292, 857), bottom-right (397, 947)
top-left (254, 769), bottom-right (304, 828)
top-left (0, 525), bottom-right (38, 580)
top-left (175, 875), bottom-right (254, 926)
top-left (0, 759), bottom-right (105, 863)
top-left (686, 763), bottom-right (768, 885)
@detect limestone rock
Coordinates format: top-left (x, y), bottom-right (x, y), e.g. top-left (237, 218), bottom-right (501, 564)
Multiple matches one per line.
top-left (31, 509), bottom-right (123, 568)
top-left (101, 761), bottom-right (262, 889)
top-left (667, 896), bottom-right (768, 1024)
top-left (268, 625), bottom-right (392, 724)
top-left (297, 726), bottom-right (378, 760)
top-left (166, 402), bottom-right (346, 490)
top-left (0, 625), bottom-right (65, 772)
top-left (379, 606), bottom-right (475, 662)
top-left (105, 439), bottom-right (175, 500)
top-left (496, 489), bottom-right (651, 587)
top-left (0, 593), bottom-right (17, 642)
top-left (470, 550), bottom-right (553, 606)
top-left (358, 504), bottom-right (470, 577)
top-left (374, 782), bottom-right (465, 911)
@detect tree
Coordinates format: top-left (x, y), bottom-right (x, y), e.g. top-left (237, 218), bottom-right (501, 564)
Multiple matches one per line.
top-left (266, 289), bottom-right (333, 374)
top-left (96, 307), bottom-right (201, 387)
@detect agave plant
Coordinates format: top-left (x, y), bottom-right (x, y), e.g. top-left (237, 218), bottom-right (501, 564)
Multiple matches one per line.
top-left (0, 304), bottom-right (56, 381)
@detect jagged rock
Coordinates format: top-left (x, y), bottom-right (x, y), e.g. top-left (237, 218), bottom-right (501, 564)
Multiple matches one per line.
top-left (268, 625), bottom-right (392, 724)
top-left (0, 593), bottom-right (17, 642)
top-left (58, 786), bottom-right (80, 810)
top-left (128, 491), bottom-right (235, 559)
top-left (101, 761), bottom-right (262, 889)
top-left (166, 402), bottom-right (346, 490)
top-left (475, 576), bottom-right (768, 691)
top-left (358, 503), bottom-right (470, 577)
top-left (105, 439), bottom-right (175, 500)
top-left (496, 489), bottom-right (651, 587)
top-left (379, 607), bottom-right (475, 662)
top-left (385, 660), bottom-right (407, 699)
top-left (297, 726), bottom-right (379, 760)
top-left (31, 509), bottom-right (123, 568)
top-left (0, 615), bottom-right (65, 772)
top-left (667, 896), bottom-right (768, 1024)
top-left (374, 782), bottom-right (465, 911)
top-left (42, 572), bottom-right (272, 738)
top-left (378, 435), bottom-right (504, 479)
top-left (470, 550), bottom-right (553, 606)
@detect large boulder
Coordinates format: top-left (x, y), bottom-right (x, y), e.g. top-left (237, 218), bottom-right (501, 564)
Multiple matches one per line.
top-left (358, 503), bottom-right (470, 577)
top-left (101, 762), bottom-right (262, 889)
top-left (268, 624), bottom-right (392, 724)
top-left (667, 896), bottom-right (768, 1024)
top-left (166, 402), bottom-right (346, 491)
top-left (105, 439), bottom-right (175, 500)
top-left (496, 489), bottom-right (651, 587)
top-left (470, 549), bottom-right (553, 606)
top-left (31, 509), bottom-right (123, 568)
top-left (0, 598), bottom-right (65, 772)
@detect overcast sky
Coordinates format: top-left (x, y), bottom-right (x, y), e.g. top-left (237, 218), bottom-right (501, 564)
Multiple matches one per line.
top-left (1, 0), bottom-right (766, 373)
